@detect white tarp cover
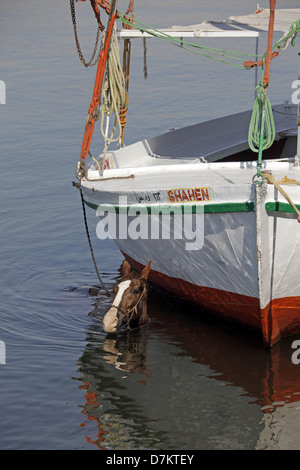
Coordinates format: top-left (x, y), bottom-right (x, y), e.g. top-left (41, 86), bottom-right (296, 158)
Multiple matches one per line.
top-left (170, 8), bottom-right (300, 34)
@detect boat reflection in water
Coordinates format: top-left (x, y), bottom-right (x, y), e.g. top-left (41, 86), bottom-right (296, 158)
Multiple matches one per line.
top-left (76, 284), bottom-right (300, 450)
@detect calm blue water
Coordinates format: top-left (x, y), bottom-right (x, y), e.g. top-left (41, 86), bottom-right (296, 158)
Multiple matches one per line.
top-left (1, 0), bottom-right (300, 451)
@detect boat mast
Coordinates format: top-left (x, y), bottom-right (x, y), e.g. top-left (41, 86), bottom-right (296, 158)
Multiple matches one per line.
top-left (79, 0), bottom-right (119, 165)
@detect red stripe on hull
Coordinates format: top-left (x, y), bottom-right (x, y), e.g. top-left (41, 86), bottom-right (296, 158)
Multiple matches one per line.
top-left (122, 253), bottom-right (300, 347)
top-left (261, 299), bottom-right (300, 347)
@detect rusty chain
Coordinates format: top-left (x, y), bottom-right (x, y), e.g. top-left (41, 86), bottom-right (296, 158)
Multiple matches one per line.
top-left (69, 0), bottom-right (102, 67)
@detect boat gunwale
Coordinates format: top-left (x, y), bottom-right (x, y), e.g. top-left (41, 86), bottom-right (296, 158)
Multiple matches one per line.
top-left (86, 157), bottom-right (298, 181)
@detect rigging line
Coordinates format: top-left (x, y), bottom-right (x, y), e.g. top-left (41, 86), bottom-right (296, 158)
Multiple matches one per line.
top-left (272, 18), bottom-right (300, 52)
top-left (99, 22), bottom-right (126, 165)
top-left (117, 12), bottom-right (263, 61)
top-left (248, 77), bottom-right (275, 158)
top-left (132, 31), bottom-right (248, 67)
top-left (76, 184), bottom-right (111, 295)
top-left (118, 12), bottom-right (262, 58)
top-left (118, 25), bottom-right (247, 67)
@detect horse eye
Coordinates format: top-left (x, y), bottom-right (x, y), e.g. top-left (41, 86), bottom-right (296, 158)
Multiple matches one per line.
top-left (132, 289), bottom-right (139, 295)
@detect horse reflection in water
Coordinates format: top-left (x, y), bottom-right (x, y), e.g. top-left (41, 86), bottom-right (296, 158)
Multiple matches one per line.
top-left (103, 260), bottom-right (151, 334)
top-left (102, 332), bottom-right (151, 384)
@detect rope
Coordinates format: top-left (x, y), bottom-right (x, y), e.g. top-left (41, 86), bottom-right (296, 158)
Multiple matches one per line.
top-left (99, 22), bottom-right (127, 167)
top-left (261, 171), bottom-right (300, 223)
top-left (245, 18), bottom-right (300, 69)
top-left (117, 11), bottom-right (263, 69)
top-left (120, 13), bottom-right (133, 145)
top-left (143, 38), bottom-right (148, 79)
top-left (111, 283), bottom-right (146, 326)
top-left (86, 173), bottom-right (135, 181)
top-left (248, 79), bottom-right (275, 171)
top-left (274, 19), bottom-right (300, 51)
top-left (118, 10), bottom-right (300, 71)
top-left (75, 183), bottom-right (111, 294)
top-left (79, 5), bottom-right (117, 163)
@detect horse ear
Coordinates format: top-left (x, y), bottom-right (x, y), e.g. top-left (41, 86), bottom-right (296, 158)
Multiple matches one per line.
top-left (140, 261), bottom-right (151, 280)
top-left (122, 259), bottom-right (131, 276)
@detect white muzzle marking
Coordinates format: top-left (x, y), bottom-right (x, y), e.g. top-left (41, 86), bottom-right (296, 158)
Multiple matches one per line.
top-left (103, 280), bottom-right (131, 333)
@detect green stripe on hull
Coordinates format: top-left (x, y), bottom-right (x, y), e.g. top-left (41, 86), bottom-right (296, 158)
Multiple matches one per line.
top-left (84, 200), bottom-right (255, 214)
top-left (265, 202), bottom-right (300, 214)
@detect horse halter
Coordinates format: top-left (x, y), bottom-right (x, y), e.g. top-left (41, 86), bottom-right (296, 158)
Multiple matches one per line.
top-left (111, 284), bottom-right (146, 325)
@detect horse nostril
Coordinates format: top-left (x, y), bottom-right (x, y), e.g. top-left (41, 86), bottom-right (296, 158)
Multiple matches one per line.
top-left (103, 321), bottom-right (117, 333)
top-left (103, 324), bottom-right (115, 333)
top-left (103, 309), bottom-right (118, 333)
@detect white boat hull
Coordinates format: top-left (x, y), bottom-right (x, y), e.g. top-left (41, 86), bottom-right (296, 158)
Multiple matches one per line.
top-left (79, 104), bottom-right (300, 346)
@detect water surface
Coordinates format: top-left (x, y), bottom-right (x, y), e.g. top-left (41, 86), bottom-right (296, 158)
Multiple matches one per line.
top-left (1, 0), bottom-right (300, 450)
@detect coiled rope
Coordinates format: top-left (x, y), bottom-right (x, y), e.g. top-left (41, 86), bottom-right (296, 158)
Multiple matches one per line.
top-left (248, 79), bottom-right (275, 156)
top-left (99, 22), bottom-right (126, 168)
top-left (248, 2), bottom-right (299, 179)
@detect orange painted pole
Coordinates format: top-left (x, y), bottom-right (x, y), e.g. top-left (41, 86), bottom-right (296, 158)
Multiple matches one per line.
top-left (263, 0), bottom-right (276, 87)
top-left (243, 51), bottom-right (278, 69)
top-left (80, 5), bottom-right (117, 161)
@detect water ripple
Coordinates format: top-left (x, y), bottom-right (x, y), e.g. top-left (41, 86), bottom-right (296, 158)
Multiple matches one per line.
top-left (0, 262), bottom-right (113, 350)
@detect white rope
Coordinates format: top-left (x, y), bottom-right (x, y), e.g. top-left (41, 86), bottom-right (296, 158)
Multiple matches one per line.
top-left (277, 28), bottom-right (293, 51)
top-left (262, 171), bottom-right (300, 222)
top-left (99, 24), bottom-right (126, 168)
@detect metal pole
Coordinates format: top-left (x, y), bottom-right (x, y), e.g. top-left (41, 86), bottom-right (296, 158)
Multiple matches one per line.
top-left (255, 36), bottom-right (259, 99)
top-left (296, 51), bottom-right (300, 163)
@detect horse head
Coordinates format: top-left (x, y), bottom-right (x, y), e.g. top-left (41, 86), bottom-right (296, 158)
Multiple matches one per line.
top-left (103, 260), bottom-right (151, 333)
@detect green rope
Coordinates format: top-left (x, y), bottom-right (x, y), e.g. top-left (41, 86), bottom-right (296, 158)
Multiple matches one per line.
top-left (290, 19), bottom-right (300, 46)
top-left (118, 12), bottom-right (300, 69)
top-left (117, 11), bottom-right (262, 68)
top-left (248, 19), bottom-right (299, 177)
top-left (273, 18), bottom-right (300, 51)
top-left (117, 11), bottom-right (298, 177)
top-left (248, 77), bottom-right (275, 176)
